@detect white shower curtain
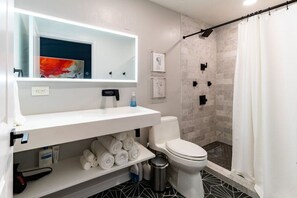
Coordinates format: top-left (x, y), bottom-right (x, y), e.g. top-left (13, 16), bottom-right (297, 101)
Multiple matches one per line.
top-left (232, 4), bottom-right (297, 198)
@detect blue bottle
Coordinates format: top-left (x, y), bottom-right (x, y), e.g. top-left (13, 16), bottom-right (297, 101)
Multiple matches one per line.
top-left (130, 92), bottom-right (137, 107)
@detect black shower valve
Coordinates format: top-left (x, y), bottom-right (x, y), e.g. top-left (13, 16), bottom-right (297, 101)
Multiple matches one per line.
top-left (193, 81), bottom-right (198, 87)
top-left (201, 63), bottom-right (208, 71)
top-left (200, 95), bottom-right (208, 105)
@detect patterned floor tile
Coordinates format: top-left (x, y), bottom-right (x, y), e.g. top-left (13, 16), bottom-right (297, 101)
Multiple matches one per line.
top-left (90, 170), bottom-right (252, 198)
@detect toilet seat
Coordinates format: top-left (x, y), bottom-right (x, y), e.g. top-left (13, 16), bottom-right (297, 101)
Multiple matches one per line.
top-left (166, 139), bottom-right (207, 161)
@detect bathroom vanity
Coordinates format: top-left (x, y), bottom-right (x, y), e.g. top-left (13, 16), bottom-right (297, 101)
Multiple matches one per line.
top-left (13, 106), bottom-right (160, 198)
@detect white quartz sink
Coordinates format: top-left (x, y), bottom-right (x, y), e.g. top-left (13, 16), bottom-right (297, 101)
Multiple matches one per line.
top-left (14, 106), bottom-right (161, 153)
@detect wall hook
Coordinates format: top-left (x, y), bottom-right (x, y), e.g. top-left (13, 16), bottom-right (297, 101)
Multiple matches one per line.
top-left (122, 72), bottom-right (126, 76)
top-left (207, 81), bottom-right (212, 87)
top-left (109, 71), bottom-right (112, 75)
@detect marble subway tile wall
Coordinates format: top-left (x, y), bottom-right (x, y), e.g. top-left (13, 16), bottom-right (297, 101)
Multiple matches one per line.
top-left (215, 23), bottom-right (238, 145)
top-left (180, 15), bottom-right (217, 146)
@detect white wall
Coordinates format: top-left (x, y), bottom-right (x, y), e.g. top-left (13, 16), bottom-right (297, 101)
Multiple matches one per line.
top-left (14, 0), bottom-right (182, 169)
top-left (15, 0), bottom-right (182, 120)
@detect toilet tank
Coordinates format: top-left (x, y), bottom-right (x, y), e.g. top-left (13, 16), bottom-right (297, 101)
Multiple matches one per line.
top-left (149, 116), bottom-right (181, 147)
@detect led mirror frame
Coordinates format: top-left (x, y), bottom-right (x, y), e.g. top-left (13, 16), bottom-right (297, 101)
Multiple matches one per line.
top-left (14, 8), bottom-right (138, 83)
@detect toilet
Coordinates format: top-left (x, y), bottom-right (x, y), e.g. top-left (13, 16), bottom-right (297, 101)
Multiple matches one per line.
top-left (149, 116), bottom-right (207, 198)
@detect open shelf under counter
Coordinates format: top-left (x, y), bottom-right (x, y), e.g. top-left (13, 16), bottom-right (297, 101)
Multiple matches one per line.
top-left (14, 143), bottom-right (155, 198)
top-left (14, 106), bottom-right (161, 153)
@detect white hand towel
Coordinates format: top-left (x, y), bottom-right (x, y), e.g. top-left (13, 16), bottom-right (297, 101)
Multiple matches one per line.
top-left (91, 140), bottom-right (114, 170)
top-left (80, 156), bottom-right (91, 170)
top-left (83, 149), bottom-right (96, 162)
top-left (128, 143), bottom-right (140, 161)
top-left (13, 81), bottom-right (26, 126)
top-left (112, 132), bottom-right (127, 141)
top-left (97, 136), bottom-right (122, 155)
top-left (114, 149), bottom-right (129, 166)
top-left (123, 136), bottom-right (135, 151)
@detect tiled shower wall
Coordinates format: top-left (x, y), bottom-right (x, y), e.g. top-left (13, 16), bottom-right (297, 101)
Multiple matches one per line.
top-left (215, 24), bottom-right (238, 145)
top-left (181, 15), bottom-right (238, 147)
top-left (180, 15), bottom-right (217, 146)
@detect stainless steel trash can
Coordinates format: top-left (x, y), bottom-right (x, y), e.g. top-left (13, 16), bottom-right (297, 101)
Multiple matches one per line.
top-left (150, 155), bottom-right (169, 192)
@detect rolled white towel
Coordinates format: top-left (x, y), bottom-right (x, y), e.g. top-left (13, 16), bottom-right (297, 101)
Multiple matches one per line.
top-left (112, 132), bottom-right (128, 141)
top-left (123, 136), bottom-right (135, 151)
top-left (128, 143), bottom-right (140, 161)
top-left (91, 140), bottom-right (114, 170)
top-left (97, 136), bottom-right (122, 155)
top-left (114, 150), bottom-right (129, 166)
top-left (80, 156), bottom-right (91, 170)
top-left (83, 149), bottom-right (96, 162)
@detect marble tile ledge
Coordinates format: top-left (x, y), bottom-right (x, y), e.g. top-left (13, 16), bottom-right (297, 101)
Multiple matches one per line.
top-left (205, 161), bottom-right (260, 198)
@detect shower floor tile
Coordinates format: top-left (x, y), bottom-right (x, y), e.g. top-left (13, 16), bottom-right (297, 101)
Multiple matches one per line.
top-left (204, 141), bottom-right (232, 170)
top-left (89, 170), bottom-right (251, 198)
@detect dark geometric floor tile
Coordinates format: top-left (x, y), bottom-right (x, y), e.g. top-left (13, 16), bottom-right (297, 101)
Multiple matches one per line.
top-left (222, 181), bottom-right (241, 193)
top-left (204, 194), bottom-right (217, 198)
top-left (210, 185), bottom-right (234, 198)
top-left (234, 191), bottom-right (252, 198)
top-left (89, 170), bottom-right (251, 198)
top-left (202, 171), bottom-right (222, 187)
top-left (140, 188), bottom-right (163, 198)
top-left (101, 190), bottom-right (126, 198)
top-left (122, 180), bottom-right (152, 197)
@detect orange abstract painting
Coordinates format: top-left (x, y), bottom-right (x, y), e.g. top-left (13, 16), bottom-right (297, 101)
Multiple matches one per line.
top-left (40, 56), bottom-right (84, 78)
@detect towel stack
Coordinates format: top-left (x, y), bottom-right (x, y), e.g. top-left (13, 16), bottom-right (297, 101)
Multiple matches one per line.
top-left (80, 131), bottom-right (140, 170)
top-left (79, 149), bottom-right (98, 170)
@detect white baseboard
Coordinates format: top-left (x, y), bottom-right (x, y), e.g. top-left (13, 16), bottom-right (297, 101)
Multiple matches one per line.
top-left (45, 168), bottom-right (130, 198)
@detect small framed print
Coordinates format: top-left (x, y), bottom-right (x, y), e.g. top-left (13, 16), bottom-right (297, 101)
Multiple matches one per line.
top-left (152, 77), bottom-right (166, 98)
top-left (152, 52), bottom-right (165, 72)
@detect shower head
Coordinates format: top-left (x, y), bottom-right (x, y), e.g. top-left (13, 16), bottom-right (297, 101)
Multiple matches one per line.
top-left (200, 29), bottom-right (213, 38)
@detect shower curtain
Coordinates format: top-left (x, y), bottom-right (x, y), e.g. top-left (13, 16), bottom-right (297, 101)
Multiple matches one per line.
top-left (232, 4), bottom-right (297, 198)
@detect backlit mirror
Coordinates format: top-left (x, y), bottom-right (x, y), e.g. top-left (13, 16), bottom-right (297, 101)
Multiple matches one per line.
top-left (14, 9), bottom-right (138, 82)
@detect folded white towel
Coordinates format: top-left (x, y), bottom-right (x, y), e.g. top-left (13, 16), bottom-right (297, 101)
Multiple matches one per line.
top-left (128, 143), bottom-right (140, 161)
top-left (114, 149), bottom-right (129, 166)
top-left (91, 140), bottom-right (114, 170)
top-left (83, 149), bottom-right (96, 162)
top-left (123, 136), bottom-right (135, 151)
top-left (112, 132), bottom-right (128, 141)
top-left (80, 156), bottom-right (91, 170)
top-left (97, 136), bottom-right (122, 155)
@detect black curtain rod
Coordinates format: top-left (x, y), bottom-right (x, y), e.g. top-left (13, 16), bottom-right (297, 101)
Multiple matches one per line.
top-left (183, 0), bottom-right (297, 39)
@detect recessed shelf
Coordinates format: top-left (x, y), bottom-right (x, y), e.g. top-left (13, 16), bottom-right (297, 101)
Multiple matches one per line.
top-left (14, 143), bottom-right (155, 198)
top-left (14, 106), bottom-right (161, 152)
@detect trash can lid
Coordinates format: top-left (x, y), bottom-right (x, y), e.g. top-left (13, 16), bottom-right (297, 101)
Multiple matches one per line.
top-left (150, 156), bottom-right (168, 168)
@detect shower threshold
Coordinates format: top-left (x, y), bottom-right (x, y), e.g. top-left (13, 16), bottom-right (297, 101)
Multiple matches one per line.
top-left (203, 142), bottom-right (259, 198)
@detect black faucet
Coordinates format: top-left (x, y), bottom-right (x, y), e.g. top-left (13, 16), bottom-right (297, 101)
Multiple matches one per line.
top-left (102, 89), bottom-right (120, 101)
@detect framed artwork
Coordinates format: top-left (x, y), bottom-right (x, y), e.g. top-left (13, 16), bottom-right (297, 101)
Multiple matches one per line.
top-left (152, 77), bottom-right (166, 98)
top-left (152, 52), bottom-right (165, 72)
top-left (40, 56), bottom-right (85, 79)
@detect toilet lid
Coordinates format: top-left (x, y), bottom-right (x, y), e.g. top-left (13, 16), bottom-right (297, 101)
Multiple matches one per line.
top-left (166, 139), bottom-right (207, 160)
